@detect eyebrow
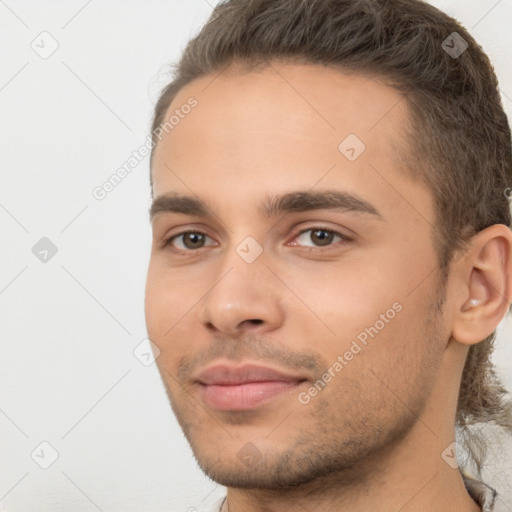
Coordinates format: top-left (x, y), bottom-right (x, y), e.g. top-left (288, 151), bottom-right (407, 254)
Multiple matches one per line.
top-left (149, 190), bottom-right (383, 221)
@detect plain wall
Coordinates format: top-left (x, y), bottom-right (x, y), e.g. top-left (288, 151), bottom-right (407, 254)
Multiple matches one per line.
top-left (1, 0), bottom-right (511, 510)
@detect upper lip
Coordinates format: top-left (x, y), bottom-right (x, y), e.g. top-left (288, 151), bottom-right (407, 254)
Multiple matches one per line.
top-left (194, 363), bottom-right (308, 386)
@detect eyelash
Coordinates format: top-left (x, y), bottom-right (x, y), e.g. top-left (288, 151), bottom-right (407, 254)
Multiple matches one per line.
top-left (162, 227), bottom-right (351, 252)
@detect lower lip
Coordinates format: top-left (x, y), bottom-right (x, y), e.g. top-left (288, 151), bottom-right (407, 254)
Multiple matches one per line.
top-left (199, 381), bottom-right (303, 411)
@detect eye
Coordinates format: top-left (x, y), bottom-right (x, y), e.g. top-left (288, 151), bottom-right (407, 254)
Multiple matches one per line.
top-left (165, 231), bottom-right (216, 250)
top-left (291, 228), bottom-right (347, 248)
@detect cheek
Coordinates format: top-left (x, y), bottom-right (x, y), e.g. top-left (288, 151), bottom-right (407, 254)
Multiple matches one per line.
top-left (286, 260), bottom-right (398, 335)
top-left (144, 259), bottom-right (213, 373)
top-left (145, 260), bottom-right (203, 327)
top-left (284, 262), bottom-right (420, 377)
top-left (144, 265), bottom-right (159, 336)
top-left (311, 302), bottom-right (436, 425)
top-left (144, 261), bottom-right (174, 336)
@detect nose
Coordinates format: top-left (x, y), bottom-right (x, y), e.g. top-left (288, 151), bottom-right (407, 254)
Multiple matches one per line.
top-left (199, 250), bottom-right (285, 338)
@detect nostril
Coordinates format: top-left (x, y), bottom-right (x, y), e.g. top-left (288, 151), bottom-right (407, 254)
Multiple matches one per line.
top-left (248, 319), bottom-right (263, 325)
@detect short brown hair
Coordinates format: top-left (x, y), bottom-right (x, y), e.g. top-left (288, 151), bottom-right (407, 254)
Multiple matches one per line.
top-left (149, 0), bottom-right (512, 477)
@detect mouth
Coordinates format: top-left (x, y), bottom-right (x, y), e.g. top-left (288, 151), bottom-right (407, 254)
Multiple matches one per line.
top-left (194, 363), bottom-right (308, 411)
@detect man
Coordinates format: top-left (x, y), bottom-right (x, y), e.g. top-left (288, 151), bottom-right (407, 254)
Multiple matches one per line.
top-left (145, 0), bottom-right (512, 510)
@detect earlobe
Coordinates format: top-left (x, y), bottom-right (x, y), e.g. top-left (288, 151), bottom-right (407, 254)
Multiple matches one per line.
top-left (451, 224), bottom-right (512, 346)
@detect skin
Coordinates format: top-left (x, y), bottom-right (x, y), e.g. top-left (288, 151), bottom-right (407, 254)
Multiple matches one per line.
top-left (145, 61), bottom-right (512, 512)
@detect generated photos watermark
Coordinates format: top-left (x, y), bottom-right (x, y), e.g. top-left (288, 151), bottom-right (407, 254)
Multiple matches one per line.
top-left (92, 96), bottom-right (198, 201)
top-left (298, 301), bottom-right (403, 405)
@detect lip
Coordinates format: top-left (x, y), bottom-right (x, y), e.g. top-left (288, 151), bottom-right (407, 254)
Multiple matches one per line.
top-left (194, 363), bottom-right (308, 411)
top-left (195, 363), bottom-right (307, 385)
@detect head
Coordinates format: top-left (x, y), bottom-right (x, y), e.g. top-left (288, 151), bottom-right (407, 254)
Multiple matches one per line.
top-left (145, 0), bottom-right (512, 486)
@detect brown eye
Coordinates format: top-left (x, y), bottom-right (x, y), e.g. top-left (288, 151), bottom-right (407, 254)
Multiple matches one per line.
top-left (182, 232), bottom-right (205, 249)
top-left (167, 231), bottom-right (215, 250)
top-left (294, 228), bottom-right (344, 248)
top-left (310, 229), bottom-right (335, 246)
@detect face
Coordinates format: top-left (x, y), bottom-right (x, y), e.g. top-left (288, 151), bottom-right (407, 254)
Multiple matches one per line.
top-left (145, 61), bottom-right (449, 488)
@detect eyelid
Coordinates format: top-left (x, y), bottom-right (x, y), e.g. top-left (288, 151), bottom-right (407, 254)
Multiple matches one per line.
top-left (296, 225), bottom-right (349, 237)
top-left (161, 226), bottom-right (218, 250)
top-left (159, 224), bottom-right (352, 252)
top-left (287, 225), bottom-right (352, 247)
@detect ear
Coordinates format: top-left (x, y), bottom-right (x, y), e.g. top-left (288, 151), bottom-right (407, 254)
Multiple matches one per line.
top-left (451, 224), bottom-right (512, 345)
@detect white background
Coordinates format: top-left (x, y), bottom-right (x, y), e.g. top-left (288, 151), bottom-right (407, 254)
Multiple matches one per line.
top-left (1, 1), bottom-right (511, 511)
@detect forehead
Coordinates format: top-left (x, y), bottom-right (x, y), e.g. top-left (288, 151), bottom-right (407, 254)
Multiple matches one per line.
top-left (150, 61), bottom-right (429, 223)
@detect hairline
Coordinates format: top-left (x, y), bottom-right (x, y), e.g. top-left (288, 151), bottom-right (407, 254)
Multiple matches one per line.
top-left (149, 58), bottom-right (450, 270)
